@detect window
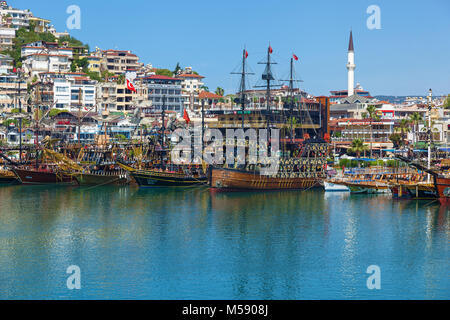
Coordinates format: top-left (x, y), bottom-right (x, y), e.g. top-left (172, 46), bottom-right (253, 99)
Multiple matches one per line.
top-left (56, 86), bottom-right (67, 93)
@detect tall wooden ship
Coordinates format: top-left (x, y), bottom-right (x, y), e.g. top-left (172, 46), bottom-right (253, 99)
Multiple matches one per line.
top-left (208, 46), bottom-right (329, 191)
top-left (209, 141), bottom-right (327, 191)
top-left (118, 95), bottom-right (207, 187)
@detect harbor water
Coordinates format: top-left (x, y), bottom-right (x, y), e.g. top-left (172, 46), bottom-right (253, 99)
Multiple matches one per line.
top-left (0, 186), bottom-right (448, 300)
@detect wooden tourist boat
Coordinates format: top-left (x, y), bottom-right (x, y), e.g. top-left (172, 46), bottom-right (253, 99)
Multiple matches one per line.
top-left (131, 169), bottom-right (207, 187)
top-left (118, 163), bottom-right (207, 187)
top-left (0, 169), bottom-right (19, 185)
top-left (210, 166), bottom-right (322, 191)
top-left (324, 181), bottom-right (350, 192)
top-left (209, 141), bottom-right (328, 191)
top-left (74, 171), bottom-right (130, 187)
top-left (12, 167), bottom-right (77, 186)
top-left (341, 180), bottom-right (390, 194)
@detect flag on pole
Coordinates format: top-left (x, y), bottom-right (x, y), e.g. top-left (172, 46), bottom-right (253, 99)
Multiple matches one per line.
top-left (125, 71), bottom-right (137, 93)
top-left (293, 54), bottom-right (299, 61)
top-left (183, 109), bottom-right (191, 124)
top-left (126, 79), bottom-right (137, 93)
top-left (269, 46), bottom-right (273, 54)
top-left (245, 50), bottom-right (249, 59)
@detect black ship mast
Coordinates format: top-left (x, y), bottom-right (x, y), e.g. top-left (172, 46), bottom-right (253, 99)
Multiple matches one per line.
top-left (231, 48), bottom-right (253, 130)
top-left (255, 44), bottom-right (280, 144)
top-left (281, 55), bottom-right (303, 143)
top-left (160, 95), bottom-right (166, 170)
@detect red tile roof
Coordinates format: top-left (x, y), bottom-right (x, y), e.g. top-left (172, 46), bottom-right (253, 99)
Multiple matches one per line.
top-left (143, 75), bottom-right (181, 81)
top-left (199, 91), bottom-right (222, 99)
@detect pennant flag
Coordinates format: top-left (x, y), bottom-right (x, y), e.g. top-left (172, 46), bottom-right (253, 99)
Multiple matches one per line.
top-left (269, 46), bottom-right (273, 54)
top-left (183, 109), bottom-right (191, 124)
top-left (12, 67), bottom-right (17, 73)
top-left (245, 50), bottom-right (249, 59)
top-left (293, 54), bottom-right (299, 61)
top-left (126, 79), bottom-right (137, 93)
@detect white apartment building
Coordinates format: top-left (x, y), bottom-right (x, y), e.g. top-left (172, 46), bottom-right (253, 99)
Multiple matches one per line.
top-left (0, 27), bottom-right (14, 50)
top-left (21, 45), bottom-right (74, 59)
top-left (0, 53), bottom-right (13, 74)
top-left (52, 75), bottom-right (97, 112)
top-left (23, 53), bottom-right (71, 77)
top-left (177, 69), bottom-right (205, 110)
top-left (0, 6), bottom-right (31, 30)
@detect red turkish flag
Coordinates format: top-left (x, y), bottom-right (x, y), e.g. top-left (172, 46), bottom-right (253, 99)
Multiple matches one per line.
top-left (269, 46), bottom-right (273, 54)
top-left (245, 51), bottom-right (249, 59)
top-left (293, 54), bottom-right (299, 61)
top-left (126, 79), bottom-right (137, 93)
top-left (183, 109), bottom-right (191, 124)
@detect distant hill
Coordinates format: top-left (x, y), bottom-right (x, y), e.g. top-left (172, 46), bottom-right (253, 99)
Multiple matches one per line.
top-left (375, 95), bottom-right (446, 104)
top-left (375, 96), bottom-right (421, 104)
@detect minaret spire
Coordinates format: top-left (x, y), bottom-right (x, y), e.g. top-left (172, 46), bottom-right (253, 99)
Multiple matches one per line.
top-left (348, 30), bottom-right (354, 52)
top-left (347, 30), bottom-right (356, 96)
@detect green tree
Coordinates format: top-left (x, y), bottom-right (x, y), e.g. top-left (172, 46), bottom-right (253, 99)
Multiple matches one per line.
top-left (215, 87), bottom-right (225, 96)
top-left (409, 112), bottom-right (423, 146)
top-left (155, 69), bottom-right (174, 77)
top-left (395, 118), bottom-right (411, 145)
top-left (71, 57), bottom-right (89, 73)
top-left (366, 105), bottom-right (380, 158)
top-left (173, 63), bottom-right (182, 75)
top-left (348, 139), bottom-right (369, 164)
top-left (200, 85), bottom-right (209, 92)
top-left (389, 133), bottom-right (403, 149)
top-left (48, 109), bottom-right (68, 117)
top-left (443, 94), bottom-right (450, 109)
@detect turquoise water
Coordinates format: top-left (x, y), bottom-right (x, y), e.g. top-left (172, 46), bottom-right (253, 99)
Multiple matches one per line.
top-left (0, 186), bottom-right (448, 300)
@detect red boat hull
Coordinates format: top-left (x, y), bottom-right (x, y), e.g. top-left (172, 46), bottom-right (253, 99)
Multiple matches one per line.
top-left (436, 177), bottom-right (450, 205)
top-left (13, 168), bottom-right (77, 186)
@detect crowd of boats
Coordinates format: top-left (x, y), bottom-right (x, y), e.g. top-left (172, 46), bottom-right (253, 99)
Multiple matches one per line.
top-left (0, 140), bottom-right (449, 206)
top-left (325, 158), bottom-right (450, 205)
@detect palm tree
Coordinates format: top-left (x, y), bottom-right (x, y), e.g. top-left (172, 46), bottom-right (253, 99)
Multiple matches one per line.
top-left (215, 87), bottom-right (225, 96)
top-left (420, 119), bottom-right (439, 142)
top-left (289, 117), bottom-right (298, 143)
top-left (409, 112), bottom-right (423, 146)
top-left (349, 138), bottom-right (369, 158)
top-left (366, 105), bottom-right (379, 158)
top-left (395, 118), bottom-right (411, 146)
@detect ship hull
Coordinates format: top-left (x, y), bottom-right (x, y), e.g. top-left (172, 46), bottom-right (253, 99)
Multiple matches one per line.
top-left (75, 173), bottom-right (129, 186)
top-left (131, 170), bottom-right (207, 187)
top-left (209, 167), bottom-right (321, 191)
top-left (436, 177), bottom-right (450, 205)
top-left (390, 183), bottom-right (437, 200)
top-left (12, 169), bottom-right (77, 186)
top-left (0, 176), bottom-right (19, 185)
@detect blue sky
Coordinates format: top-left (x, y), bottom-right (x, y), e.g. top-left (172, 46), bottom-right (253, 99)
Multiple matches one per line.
top-left (13, 0), bottom-right (450, 96)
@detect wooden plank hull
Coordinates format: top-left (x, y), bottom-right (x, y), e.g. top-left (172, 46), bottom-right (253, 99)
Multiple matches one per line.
top-left (131, 170), bottom-right (207, 187)
top-left (0, 176), bottom-right (19, 185)
top-left (390, 183), bottom-right (437, 200)
top-left (12, 168), bottom-right (77, 186)
top-left (74, 173), bottom-right (129, 186)
top-left (209, 167), bottom-right (321, 191)
top-left (436, 177), bottom-right (450, 205)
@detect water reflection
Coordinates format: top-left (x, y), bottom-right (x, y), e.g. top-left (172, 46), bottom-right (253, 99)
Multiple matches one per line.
top-left (0, 186), bottom-right (448, 299)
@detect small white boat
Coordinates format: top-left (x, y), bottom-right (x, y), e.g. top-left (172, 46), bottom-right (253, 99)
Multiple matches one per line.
top-left (324, 181), bottom-right (350, 192)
